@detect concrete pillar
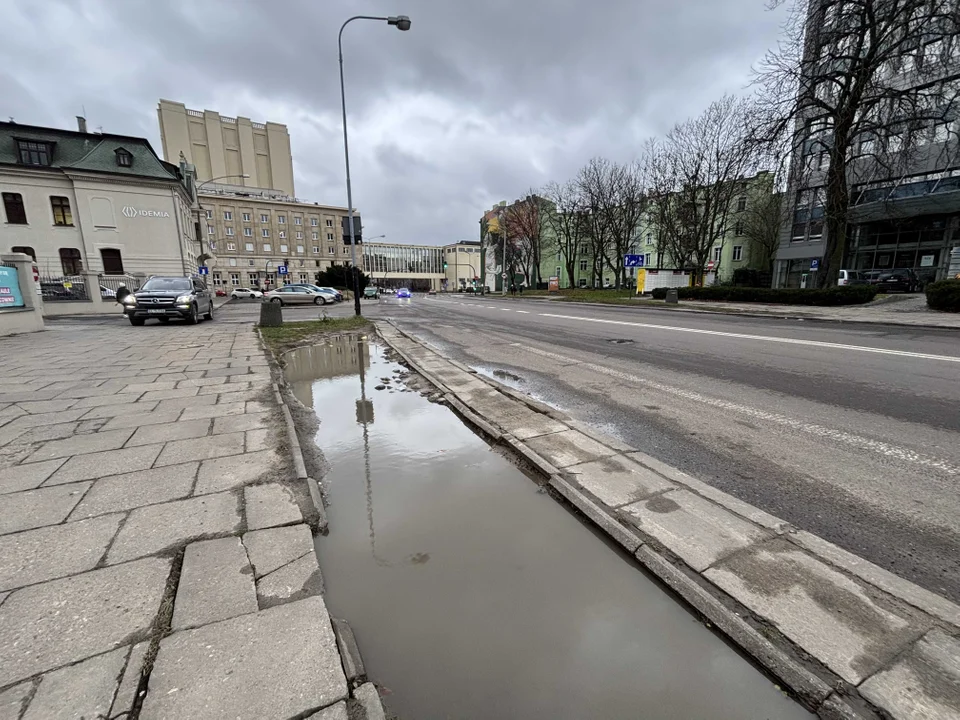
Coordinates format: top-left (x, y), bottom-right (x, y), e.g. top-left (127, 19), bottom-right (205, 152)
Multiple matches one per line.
top-left (1, 253), bottom-right (41, 310)
top-left (80, 270), bottom-right (108, 307)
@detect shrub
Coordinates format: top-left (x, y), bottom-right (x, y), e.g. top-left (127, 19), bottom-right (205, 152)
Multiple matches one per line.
top-left (650, 284), bottom-right (878, 306)
top-left (925, 279), bottom-right (960, 312)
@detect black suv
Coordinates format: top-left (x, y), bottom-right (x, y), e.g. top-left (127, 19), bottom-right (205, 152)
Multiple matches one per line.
top-left (123, 276), bottom-right (214, 326)
top-left (876, 268), bottom-right (921, 293)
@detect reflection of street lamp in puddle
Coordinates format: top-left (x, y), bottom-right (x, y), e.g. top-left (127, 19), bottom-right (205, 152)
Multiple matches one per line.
top-left (357, 336), bottom-right (389, 566)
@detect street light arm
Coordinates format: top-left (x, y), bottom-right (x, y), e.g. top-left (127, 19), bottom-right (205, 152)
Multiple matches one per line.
top-left (338, 16), bottom-right (390, 58)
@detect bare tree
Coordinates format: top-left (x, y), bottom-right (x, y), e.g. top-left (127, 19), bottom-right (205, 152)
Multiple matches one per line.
top-left (644, 95), bottom-right (761, 281)
top-left (577, 157), bottom-right (621, 287)
top-left (543, 180), bottom-right (587, 288)
top-left (504, 192), bottom-right (552, 287)
top-left (755, 0), bottom-right (960, 287)
top-left (740, 186), bottom-right (786, 274)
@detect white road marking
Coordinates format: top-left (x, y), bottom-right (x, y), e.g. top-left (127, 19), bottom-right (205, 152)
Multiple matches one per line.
top-left (538, 312), bottom-right (960, 363)
top-left (487, 306), bottom-right (496, 309)
top-left (513, 343), bottom-right (960, 476)
top-left (516, 310), bottom-right (530, 314)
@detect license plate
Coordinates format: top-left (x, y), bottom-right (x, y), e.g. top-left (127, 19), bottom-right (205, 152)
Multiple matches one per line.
top-left (147, 309), bottom-right (166, 314)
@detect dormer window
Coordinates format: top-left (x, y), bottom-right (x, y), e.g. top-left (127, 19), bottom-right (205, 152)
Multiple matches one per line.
top-left (115, 148), bottom-right (133, 167)
top-left (17, 140), bottom-right (52, 166)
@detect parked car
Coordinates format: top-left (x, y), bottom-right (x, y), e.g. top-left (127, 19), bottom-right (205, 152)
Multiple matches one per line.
top-left (286, 284), bottom-right (342, 302)
top-left (363, 286), bottom-right (380, 299)
top-left (837, 269), bottom-right (866, 286)
top-left (264, 286), bottom-right (331, 305)
top-left (215, 288), bottom-right (228, 297)
top-left (230, 287), bottom-right (263, 300)
top-left (123, 276), bottom-right (214, 325)
top-left (427, 289), bottom-right (437, 295)
top-left (100, 285), bottom-right (116, 299)
top-left (876, 268), bottom-right (921, 293)
top-left (396, 287), bottom-right (412, 299)
top-left (862, 270), bottom-right (884, 285)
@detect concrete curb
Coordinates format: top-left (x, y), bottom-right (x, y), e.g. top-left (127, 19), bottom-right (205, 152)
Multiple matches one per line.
top-left (374, 321), bottom-right (960, 720)
top-left (464, 294), bottom-right (960, 331)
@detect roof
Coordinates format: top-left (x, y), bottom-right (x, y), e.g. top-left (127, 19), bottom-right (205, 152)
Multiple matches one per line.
top-left (0, 121), bottom-right (179, 182)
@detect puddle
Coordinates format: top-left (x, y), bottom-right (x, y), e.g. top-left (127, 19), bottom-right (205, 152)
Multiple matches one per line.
top-left (287, 335), bottom-right (812, 720)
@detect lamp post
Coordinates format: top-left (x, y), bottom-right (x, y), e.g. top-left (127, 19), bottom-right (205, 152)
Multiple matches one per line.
top-left (196, 174), bottom-right (251, 274)
top-left (339, 15), bottom-right (411, 316)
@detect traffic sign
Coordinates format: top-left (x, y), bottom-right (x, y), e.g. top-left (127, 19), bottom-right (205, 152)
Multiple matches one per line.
top-left (707, 260), bottom-right (715, 270)
top-left (197, 266), bottom-right (209, 275)
top-left (810, 259), bottom-right (820, 271)
top-left (278, 265), bottom-right (289, 275)
top-left (624, 254), bottom-right (644, 268)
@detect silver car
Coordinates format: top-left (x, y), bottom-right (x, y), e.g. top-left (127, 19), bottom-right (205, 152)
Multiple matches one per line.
top-left (264, 286), bottom-right (330, 305)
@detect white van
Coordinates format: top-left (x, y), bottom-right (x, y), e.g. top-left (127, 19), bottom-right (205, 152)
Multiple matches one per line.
top-left (837, 269), bottom-right (862, 286)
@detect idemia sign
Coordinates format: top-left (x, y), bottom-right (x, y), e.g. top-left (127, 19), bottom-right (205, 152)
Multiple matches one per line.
top-left (122, 206), bottom-right (170, 219)
top-left (0, 266), bottom-right (25, 308)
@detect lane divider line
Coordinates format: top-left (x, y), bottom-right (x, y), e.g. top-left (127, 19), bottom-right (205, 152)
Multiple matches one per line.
top-left (537, 312), bottom-right (960, 363)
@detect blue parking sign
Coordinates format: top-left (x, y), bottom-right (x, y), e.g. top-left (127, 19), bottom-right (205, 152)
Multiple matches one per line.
top-left (277, 265), bottom-right (288, 275)
top-left (810, 259), bottom-right (820, 271)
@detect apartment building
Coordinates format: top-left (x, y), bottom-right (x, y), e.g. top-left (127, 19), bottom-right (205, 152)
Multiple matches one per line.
top-left (773, 2), bottom-right (960, 288)
top-left (198, 185), bottom-right (352, 289)
top-left (158, 99), bottom-right (295, 196)
top-left (0, 118), bottom-right (199, 277)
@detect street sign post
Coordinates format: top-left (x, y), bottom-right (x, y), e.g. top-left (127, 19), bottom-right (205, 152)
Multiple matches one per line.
top-left (278, 265), bottom-right (289, 276)
top-left (707, 260), bottom-right (715, 271)
top-left (197, 266), bottom-right (209, 275)
top-left (810, 259), bottom-right (820, 271)
top-left (624, 254), bottom-right (644, 268)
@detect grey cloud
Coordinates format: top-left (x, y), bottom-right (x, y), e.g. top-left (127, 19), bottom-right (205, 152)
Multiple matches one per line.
top-left (1, 0), bottom-right (785, 244)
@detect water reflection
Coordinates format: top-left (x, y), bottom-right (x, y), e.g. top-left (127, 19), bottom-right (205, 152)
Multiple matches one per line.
top-left (284, 338), bottom-right (812, 720)
top-left (284, 337), bottom-right (370, 408)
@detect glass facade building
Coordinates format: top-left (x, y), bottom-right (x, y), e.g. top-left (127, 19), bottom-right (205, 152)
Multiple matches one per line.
top-left (362, 243), bottom-right (444, 276)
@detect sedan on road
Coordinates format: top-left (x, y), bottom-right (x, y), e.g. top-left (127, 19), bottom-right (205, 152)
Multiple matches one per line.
top-left (264, 286), bottom-right (331, 305)
top-left (231, 287), bottom-right (263, 300)
top-left (397, 287), bottom-right (412, 299)
top-left (286, 284), bottom-right (342, 302)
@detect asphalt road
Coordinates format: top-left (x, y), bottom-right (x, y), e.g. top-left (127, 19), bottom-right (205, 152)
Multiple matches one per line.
top-left (370, 293), bottom-right (960, 604)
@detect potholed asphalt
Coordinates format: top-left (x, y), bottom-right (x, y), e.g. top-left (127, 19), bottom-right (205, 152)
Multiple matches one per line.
top-left (287, 336), bottom-right (812, 720)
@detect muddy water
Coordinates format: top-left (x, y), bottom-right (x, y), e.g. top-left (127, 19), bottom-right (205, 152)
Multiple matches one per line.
top-left (288, 336), bottom-right (812, 720)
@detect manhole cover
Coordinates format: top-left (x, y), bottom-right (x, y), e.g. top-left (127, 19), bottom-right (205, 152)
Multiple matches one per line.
top-left (607, 338), bottom-right (635, 344)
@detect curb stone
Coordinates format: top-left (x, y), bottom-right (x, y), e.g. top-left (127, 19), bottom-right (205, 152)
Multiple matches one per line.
top-left (374, 320), bottom-right (960, 719)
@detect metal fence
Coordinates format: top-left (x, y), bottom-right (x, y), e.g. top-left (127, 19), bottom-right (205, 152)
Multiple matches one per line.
top-left (38, 275), bottom-right (90, 302)
top-left (99, 274), bottom-right (140, 297)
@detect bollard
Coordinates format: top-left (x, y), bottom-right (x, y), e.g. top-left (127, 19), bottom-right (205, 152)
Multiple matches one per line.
top-left (665, 288), bottom-right (679, 304)
top-left (259, 301), bottom-right (283, 327)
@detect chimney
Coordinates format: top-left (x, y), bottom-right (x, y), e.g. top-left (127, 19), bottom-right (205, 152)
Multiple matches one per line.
top-left (76, 116), bottom-right (88, 133)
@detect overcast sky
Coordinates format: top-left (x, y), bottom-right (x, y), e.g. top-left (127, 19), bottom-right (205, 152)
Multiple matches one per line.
top-left (1, 0), bottom-right (785, 245)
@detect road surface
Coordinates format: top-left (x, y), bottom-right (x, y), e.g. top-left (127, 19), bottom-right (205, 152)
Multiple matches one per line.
top-left (371, 293), bottom-right (960, 603)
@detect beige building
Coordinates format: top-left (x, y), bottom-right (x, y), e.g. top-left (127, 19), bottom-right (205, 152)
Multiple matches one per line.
top-left (158, 99), bottom-right (295, 196)
top-left (198, 185), bottom-right (352, 289)
top-left (1, 119), bottom-right (199, 278)
top-left (444, 241), bottom-right (482, 289)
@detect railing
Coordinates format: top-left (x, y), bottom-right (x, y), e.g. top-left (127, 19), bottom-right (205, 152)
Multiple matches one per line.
top-left (99, 274), bottom-right (140, 295)
top-left (38, 275), bottom-right (90, 302)
top-left (251, 121), bottom-right (266, 129)
top-left (187, 109), bottom-right (203, 117)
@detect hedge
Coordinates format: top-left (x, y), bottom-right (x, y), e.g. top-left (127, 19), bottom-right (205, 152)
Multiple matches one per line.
top-left (650, 284), bottom-right (878, 306)
top-left (925, 279), bottom-right (960, 312)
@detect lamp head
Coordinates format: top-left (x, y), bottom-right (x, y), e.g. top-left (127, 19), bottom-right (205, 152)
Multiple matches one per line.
top-left (387, 15), bottom-right (411, 30)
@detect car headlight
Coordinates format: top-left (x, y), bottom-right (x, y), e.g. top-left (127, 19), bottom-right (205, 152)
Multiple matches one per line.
top-left (175, 295), bottom-right (193, 304)
top-left (122, 295), bottom-right (137, 306)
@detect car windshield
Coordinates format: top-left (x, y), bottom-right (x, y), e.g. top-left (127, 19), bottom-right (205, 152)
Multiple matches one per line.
top-left (140, 277), bottom-right (192, 292)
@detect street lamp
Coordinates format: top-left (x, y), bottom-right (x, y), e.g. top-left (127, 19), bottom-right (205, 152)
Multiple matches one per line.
top-left (339, 15), bottom-right (411, 316)
top-left (196, 174), bottom-right (251, 269)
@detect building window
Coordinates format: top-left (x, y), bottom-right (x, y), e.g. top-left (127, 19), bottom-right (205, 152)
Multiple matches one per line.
top-left (646, 233), bottom-right (652, 245)
top-left (11, 245), bottom-right (36, 260)
top-left (205, 209), bottom-right (212, 219)
top-left (260, 213), bottom-right (269, 222)
top-left (263, 243), bottom-right (272, 252)
top-left (245, 243), bottom-right (255, 252)
top-left (50, 196), bottom-right (73, 226)
top-left (242, 212), bottom-right (251, 222)
top-left (713, 246), bottom-right (722, 262)
top-left (278, 230), bottom-right (286, 239)
top-left (312, 232), bottom-right (318, 240)
top-left (115, 148), bottom-right (132, 167)
top-left (212, 272), bottom-right (221, 285)
top-left (17, 140), bottom-right (52, 166)
top-left (312, 246), bottom-right (320, 254)
top-left (299, 273), bottom-right (309, 283)
top-left (278, 215), bottom-right (286, 224)
top-left (579, 243), bottom-right (588, 254)
top-left (732, 245), bottom-right (743, 262)
top-left (248, 260), bottom-right (255, 266)
top-left (279, 244), bottom-right (288, 254)
top-left (296, 245), bottom-right (305, 254)
top-left (227, 242), bottom-right (236, 251)
top-left (736, 196), bottom-right (747, 212)
top-left (326, 219), bottom-right (334, 227)
top-left (225, 227), bottom-right (234, 236)
top-left (229, 258), bottom-right (237, 266)
top-left (59, 248), bottom-right (82, 274)
top-left (224, 211), bottom-right (233, 221)
top-left (243, 227), bottom-right (252, 237)
top-left (734, 220), bottom-right (744, 236)
top-left (327, 233), bottom-right (334, 241)
top-left (230, 273), bottom-right (240, 286)
top-left (579, 259), bottom-right (588, 272)
top-left (207, 225), bottom-right (215, 235)
top-left (2, 192), bottom-right (27, 224)
top-left (791, 223), bottom-right (806, 242)
top-left (296, 231), bottom-right (302, 239)
top-left (808, 220), bottom-right (824, 239)
top-left (100, 248), bottom-right (124, 274)
top-left (578, 278), bottom-right (587, 288)
top-left (262, 229), bottom-right (270, 238)
top-left (328, 246), bottom-right (335, 255)
top-left (294, 217), bottom-right (302, 225)
top-left (645, 253), bottom-right (652, 267)
top-left (311, 218), bottom-right (318, 226)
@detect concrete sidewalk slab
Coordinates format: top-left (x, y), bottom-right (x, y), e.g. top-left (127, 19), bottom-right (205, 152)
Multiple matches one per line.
top-left (256, 552), bottom-right (324, 608)
top-left (244, 482), bottom-right (302, 530)
top-left (21, 646), bottom-right (127, 720)
top-left (567, 455), bottom-right (676, 507)
top-left (70, 462), bottom-right (198, 519)
top-left (0, 556), bottom-right (170, 687)
top-left (620, 488), bottom-right (770, 572)
top-left (172, 536), bottom-right (258, 630)
top-left (243, 524), bottom-right (314, 578)
top-left (0, 482), bottom-right (90, 534)
top-left (0, 457), bottom-right (66, 495)
top-left (522, 429), bottom-right (618, 468)
top-left (141, 596), bottom-right (348, 720)
top-left (195, 449), bottom-right (278, 494)
top-left (44, 444), bottom-right (163, 485)
top-left (705, 538), bottom-right (932, 684)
